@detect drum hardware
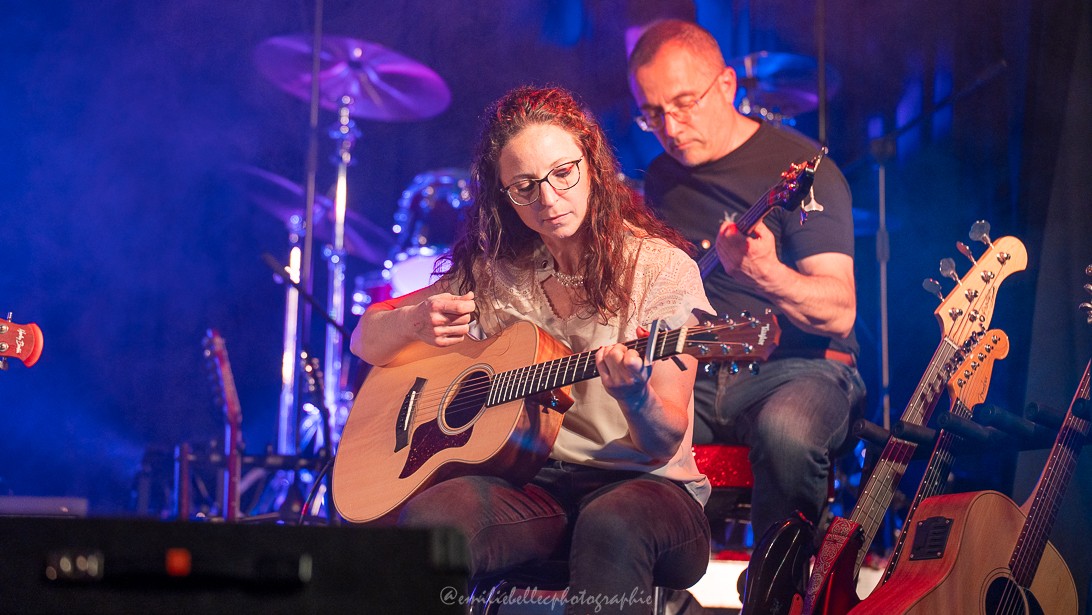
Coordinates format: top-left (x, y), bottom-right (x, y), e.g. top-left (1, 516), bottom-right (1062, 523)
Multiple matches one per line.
top-left (248, 30), bottom-right (452, 522)
top-left (727, 51), bottom-right (841, 124)
top-left (386, 168), bottom-right (471, 297)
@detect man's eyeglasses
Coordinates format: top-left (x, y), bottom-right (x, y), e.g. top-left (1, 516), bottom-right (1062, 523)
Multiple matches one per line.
top-left (634, 75), bottom-right (720, 132)
top-left (501, 158), bottom-right (584, 206)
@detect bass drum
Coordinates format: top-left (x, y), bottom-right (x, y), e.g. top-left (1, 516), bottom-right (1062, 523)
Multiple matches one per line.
top-left (387, 168), bottom-right (471, 297)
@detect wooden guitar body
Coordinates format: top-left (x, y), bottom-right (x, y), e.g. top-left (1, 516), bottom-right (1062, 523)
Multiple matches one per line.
top-left (849, 491), bottom-right (1076, 615)
top-left (332, 320), bottom-right (573, 524)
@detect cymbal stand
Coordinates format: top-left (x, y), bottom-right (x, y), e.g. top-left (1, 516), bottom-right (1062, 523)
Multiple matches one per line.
top-left (315, 96), bottom-right (358, 453)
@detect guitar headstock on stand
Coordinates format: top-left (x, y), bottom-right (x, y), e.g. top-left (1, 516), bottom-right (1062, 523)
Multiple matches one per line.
top-left (0, 312), bottom-right (44, 370)
top-left (1079, 264), bottom-right (1092, 324)
top-left (921, 220), bottom-right (1027, 348)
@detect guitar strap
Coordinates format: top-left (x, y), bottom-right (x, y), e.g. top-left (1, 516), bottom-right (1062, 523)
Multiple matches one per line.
top-left (802, 516), bottom-right (863, 614)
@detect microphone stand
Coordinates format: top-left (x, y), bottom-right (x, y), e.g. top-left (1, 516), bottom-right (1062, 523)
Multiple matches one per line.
top-left (846, 59), bottom-right (1008, 431)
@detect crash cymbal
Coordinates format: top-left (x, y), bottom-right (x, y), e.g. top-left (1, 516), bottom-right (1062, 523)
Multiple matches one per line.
top-left (237, 166), bottom-right (393, 263)
top-left (728, 51), bottom-right (840, 120)
top-left (254, 34), bottom-right (451, 121)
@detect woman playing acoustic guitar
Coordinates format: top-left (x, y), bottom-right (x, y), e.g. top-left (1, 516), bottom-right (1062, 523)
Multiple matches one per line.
top-left (347, 85), bottom-right (715, 613)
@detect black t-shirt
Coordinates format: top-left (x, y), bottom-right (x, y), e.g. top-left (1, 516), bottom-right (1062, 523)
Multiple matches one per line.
top-left (645, 122), bottom-right (860, 358)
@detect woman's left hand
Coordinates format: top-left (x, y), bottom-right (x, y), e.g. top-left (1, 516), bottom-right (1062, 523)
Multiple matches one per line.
top-left (595, 343), bottom-right (652, 411)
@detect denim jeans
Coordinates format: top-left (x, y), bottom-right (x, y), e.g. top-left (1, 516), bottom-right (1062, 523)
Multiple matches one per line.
top-left (693, 357), bottom-right (866, 542)
top-left (398, 462), bottom-right (711, 615)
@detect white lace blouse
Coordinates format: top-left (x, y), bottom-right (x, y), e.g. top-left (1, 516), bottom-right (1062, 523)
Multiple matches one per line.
top-left (463, 235), bottom-right (715, 505)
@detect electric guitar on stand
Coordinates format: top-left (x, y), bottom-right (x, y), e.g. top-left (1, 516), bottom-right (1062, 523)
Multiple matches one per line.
top-left (203, 329), bottom-right (243, 522)
top-left (847, 268), bottom-right (1092, 614)
top-left (796, 223), bottom-right (1027, 615)
top-left (0, 314), bottom-right (44, 369)
top-left (332, 314), bottom-right (780, 524)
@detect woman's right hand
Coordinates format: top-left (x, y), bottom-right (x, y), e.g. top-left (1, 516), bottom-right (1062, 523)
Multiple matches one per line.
top-left (408, 291), bottom-right (477, 347)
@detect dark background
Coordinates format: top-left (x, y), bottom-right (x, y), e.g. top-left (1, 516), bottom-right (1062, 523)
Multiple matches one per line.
top-left (2, 0), bottom-right (1089, 607)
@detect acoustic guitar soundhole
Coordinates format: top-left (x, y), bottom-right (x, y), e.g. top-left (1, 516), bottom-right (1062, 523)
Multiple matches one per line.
top-left (442, 369), bottom-right (491, 430)
top-left (984, 576), bottom-right (1042, 615)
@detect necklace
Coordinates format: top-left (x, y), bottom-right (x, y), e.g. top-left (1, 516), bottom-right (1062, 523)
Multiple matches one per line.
top-left (551, 268), bottom-right (584, 288)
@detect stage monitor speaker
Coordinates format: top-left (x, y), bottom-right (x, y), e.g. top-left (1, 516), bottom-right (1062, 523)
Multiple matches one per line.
top-left (0, 516), bottom-right (468, 614)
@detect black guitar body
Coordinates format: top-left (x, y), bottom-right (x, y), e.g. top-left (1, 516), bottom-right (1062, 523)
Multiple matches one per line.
top-left (740, 510), bottom-right (815, 615)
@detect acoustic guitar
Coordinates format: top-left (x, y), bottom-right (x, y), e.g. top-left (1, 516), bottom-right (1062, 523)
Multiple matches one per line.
top-left (332, 314), bottom-right (780, 524)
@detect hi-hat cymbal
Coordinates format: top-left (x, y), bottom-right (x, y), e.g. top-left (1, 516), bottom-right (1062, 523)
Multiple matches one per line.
top-left (254, 34), bottom-right (451, 121)
top-left (728, 51), bottom-right (840, 120)
top-left (237, 166), bottom-right (393, 263)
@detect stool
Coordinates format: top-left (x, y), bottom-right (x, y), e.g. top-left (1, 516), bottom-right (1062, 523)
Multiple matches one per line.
top-left (692, 444), bottom-right (754, 551)
top-left (468, 560), bottom-right (668, 615)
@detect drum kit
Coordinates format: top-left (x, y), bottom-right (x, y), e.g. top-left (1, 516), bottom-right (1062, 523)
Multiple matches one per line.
top-left (244, 33), bottom-right (468, 467)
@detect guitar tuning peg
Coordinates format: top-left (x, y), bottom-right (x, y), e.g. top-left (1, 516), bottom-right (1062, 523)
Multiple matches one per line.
top-left (748, 362), bottom-right (760, 375)
top-left (729, 361), bottom-right (740, 375)
top-left (702, 362), bottom-right (719, 376)
top-left (968, 220), bottom-right (993, 246)
top-left (1080, 301), bottom-right (1092, 324)
top-left (922, 278), bottom-right (944, 301)
top-left (1085, 263), bottom-right (1092, 276)
top-left (956, 242), bottom-right (977, 264)
top-left (739, 310), bottom-right (752, 320)
top-left (939, 258), bottom-right (961, 284)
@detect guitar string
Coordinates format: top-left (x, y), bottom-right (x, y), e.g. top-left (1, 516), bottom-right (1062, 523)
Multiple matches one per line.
top-left (394, 323), bottom-right (753, 429)
top-left (425, 322), bottom-right (763, 427)
top-left (999, 362), bottom-right (1090, 612)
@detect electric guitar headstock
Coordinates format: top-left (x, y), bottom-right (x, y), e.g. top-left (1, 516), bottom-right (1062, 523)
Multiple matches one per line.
top-left (1080, 263), bottom-right (1092, 325)
top-left (946, 328), bottom-right (1010, 409)
top-left (0, 313), bottom-right (44, 369)
top-left (922, 220), bottom-right (1027, 347)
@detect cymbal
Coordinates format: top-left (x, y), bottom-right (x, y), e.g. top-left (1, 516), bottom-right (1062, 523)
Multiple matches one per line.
top-left (237, 166), bottom-right (393, 263)
top-left (254, 34), bottom-right (451, 121)
top-left (728, 51), bottom-right (840, 119)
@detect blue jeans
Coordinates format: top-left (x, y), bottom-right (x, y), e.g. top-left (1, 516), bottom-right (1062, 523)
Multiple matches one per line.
top-left (398, 462), bottom-right (711, 615)
top-left (693, 357), bottom-right (866, 542)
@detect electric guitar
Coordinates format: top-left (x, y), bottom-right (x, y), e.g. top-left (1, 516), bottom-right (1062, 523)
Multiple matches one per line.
top-left (0, 315), bottom-right (44, 369)
top-left (203, 329), bottom-right (243, 522)
top-left (847, 270), bottom-right (1092, 614)
top-left (332, 314), bottom-right (781, 524)
top-left (696, 150), bottom-right (826, 278)
top-left (798, 224), bottom-right (1027, 615)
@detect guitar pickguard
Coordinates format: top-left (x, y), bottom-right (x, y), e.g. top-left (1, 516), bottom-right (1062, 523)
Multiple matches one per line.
top-left (398, 368), bottom-right (492, 479)
top-left (399, 420), bottom-right (472, 479)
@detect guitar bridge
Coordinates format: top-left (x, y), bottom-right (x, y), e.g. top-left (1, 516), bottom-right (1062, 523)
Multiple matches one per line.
top-left (909, 516), bottom-right (953, 561)
top-left (394, 377), bottom-right (427, 453)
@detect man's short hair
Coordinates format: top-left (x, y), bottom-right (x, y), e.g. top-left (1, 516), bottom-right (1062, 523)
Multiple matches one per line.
top-left (627, 19), bottom-right (725, 77)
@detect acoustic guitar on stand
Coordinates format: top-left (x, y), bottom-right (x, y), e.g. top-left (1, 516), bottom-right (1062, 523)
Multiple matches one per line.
top-left (332, 313), bottom-right (780, 524)
top-left (0, 314), bottom-right (44, 369)
top-left (795, 223), bottom-right (1027, 615)
top-left (847, 268), bottom-right (1092, 614)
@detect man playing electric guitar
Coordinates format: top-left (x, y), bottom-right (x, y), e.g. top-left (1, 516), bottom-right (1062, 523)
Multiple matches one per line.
top-left (628, 18), bottom-right (865, 581)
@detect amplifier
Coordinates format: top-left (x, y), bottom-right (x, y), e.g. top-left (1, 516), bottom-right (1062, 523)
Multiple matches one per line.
top-left (0, 516), bottom-right (468, 614)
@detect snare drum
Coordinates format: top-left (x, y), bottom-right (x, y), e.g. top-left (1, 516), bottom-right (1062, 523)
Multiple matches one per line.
top-left (387, 168), bottom-right (471, 296)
